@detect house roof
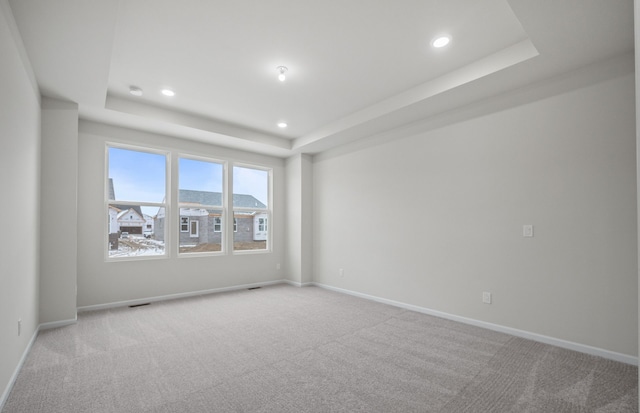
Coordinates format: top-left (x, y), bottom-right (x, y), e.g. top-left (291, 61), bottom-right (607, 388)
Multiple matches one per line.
top-left (117, 207), bottom-right (145, 220)
top-left (179, 189), bottom-right (266, 209)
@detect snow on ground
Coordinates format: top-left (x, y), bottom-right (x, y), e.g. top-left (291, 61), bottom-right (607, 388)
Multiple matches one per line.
top-left (108, 236), bottom-right (165, 257)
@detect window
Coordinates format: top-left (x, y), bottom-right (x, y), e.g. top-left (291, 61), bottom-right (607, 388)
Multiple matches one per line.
top-left (178, 157), bottom-right (224, 254)
top-left (105, 144), bottom-right (272, 259)
top-left (232, 166), bottom-right (270, 252)
top-left (106, 145), bottom-right (167, 258)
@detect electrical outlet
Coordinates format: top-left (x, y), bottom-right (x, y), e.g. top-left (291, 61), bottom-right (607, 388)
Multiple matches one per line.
top-left (482, 292), bottom-right (492, 304)
top-left (523, 224), bottom-right (534, 237)
top-left (339, 268), bottom-right (344, 277)
top-left (276, 263), bottom-right (281, 270)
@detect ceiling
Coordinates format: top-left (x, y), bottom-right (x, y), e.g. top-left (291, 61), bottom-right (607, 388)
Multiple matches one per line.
top-left (7, 0), bottom-right (635, 158)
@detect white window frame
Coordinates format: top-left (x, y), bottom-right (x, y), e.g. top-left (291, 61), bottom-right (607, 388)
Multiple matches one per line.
top-left (104, 144), bottom-right (275, 260)
top-left (105, 143), bottom-right (170, 261)
top-left (177, 154), bottom-right (226, 256)
top-left (231, 164), bottom-right (272, 254)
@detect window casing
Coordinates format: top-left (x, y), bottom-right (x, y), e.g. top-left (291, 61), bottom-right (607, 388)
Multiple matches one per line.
top-left (106, 144), bottom-right (168, 259)
top-left (178, 156), bottom-right (225, 255)
top-left (105, 144), bottom-right (272, 259)
top-left (232, 165), bottom-right (271, 252)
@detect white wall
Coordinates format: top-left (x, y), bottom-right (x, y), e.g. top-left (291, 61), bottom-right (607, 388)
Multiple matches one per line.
top-left (285, 154), bottom-right (313, 285)
top-left (634, 0), bottom-right (640, 388)
top-left (77, 121), bottom-right (286, 307)
top-left (40, 97), bottom-right (78, 324)
top-left (312, 70), bottom-right (638, 357)
top-left (0, 0), bottom-right (40, 404)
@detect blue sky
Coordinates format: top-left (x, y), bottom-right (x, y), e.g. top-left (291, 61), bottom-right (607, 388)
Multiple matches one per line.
top-left (109, 147), bottom-right (269, 207)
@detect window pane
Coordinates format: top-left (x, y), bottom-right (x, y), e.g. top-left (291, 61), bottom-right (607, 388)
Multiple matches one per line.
top-left (178, 208), bottom-right (223, 253)
top-left (108, 205), bottom-right (165, 257)
top-left (233, 211), bottom-right (268, 251)
top-left (178, 158), bottom-right (224, 255)
top-left (233, 166), bottom-right (268, 208)
top-left (108, 147), bottom-right (166, 203)
top-left (179, 158), bottom-right (223, 206)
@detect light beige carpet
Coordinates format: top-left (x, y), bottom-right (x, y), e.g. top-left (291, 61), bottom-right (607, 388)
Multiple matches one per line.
top-left (2, 284), bottom-right (637, 412)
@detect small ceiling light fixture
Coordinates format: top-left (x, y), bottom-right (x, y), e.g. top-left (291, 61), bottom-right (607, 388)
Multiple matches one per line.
top-left (277, 122), bottom-right (288, 128)
top-left (129, 86), bottom-right (143, 96)
top-left (161, 88), bottom-right (175, 97)
top-left (432, 35), bottom-right (451, 48)
top-left (277, 66), bottom-right (288, 82)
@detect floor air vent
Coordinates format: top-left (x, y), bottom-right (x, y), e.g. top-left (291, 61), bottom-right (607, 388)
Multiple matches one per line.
top-left (129, 303), bottom-right (151, 308)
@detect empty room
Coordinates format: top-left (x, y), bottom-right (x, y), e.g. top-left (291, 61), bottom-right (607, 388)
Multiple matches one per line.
top-left (1, 0), bottom-right (639, 412)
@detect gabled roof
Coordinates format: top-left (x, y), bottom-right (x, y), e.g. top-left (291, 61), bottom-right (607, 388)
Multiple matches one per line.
top-left (179, 189), bottom-right (266, 209)
top-left (117, 207), bottom-right (145, 221)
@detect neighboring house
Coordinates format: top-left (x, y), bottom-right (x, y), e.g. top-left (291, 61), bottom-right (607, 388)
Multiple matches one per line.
top-left (108, 178), bottom-right (148, 236)
top-left (143, 214), bottom-right (154, 236)
top-left (117, 208), bottom-right (146, 235)
top-left (154, 190), bottom-right (267, 243)
top-left (108, 205), bottom-right (120, 234)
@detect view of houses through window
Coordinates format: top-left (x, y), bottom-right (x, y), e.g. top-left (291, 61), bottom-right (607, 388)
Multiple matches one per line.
top-left (107, 145), bottom-right (271, 258)
top-left (232, 166), bottom-right (269, 251)
top-left (176, 157), bottom-right (224, 254)
top-left (107, 146), bottom-right (167, 258)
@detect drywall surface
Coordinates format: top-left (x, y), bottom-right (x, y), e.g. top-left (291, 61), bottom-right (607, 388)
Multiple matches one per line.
top-left (312, 72), bottom-right (638, 356)
top-left (301, 154), bottom-right (313, 284)
top-left (0, 0), bottom-right (40, 404)
top-left (285, 154), bottom-right (313, 285)
top-left (285, 155), bottom-right (303, 283)
top-left (77, 122), bottom-right (286, 307)
top-left (39, 98), bottom-right (78, 324)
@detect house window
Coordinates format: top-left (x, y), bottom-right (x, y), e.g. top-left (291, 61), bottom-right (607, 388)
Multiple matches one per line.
top-left (178, 156), bottom-right (224, 254)
top-left (232, 166), bottom-right (270, 252)
top-left (106, 145), bottom-right (167, 259)
top-left (180, 217), bottom-right (189, 232)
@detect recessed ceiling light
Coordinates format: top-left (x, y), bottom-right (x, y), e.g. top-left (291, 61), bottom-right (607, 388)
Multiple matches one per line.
top-left (161, 89), bottom-right (175, 97)
top-left (277, 122), bottom-right (288, 128)
top-left (432, 36), bottom-right (451, 48)
top-left (129, 86), bottom-right (143, 96)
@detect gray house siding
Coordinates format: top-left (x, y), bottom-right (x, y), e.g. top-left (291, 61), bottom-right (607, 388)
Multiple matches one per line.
top-left (153, 190), bottom-right (266, 245)
top-left (234, 216), bottom-right (255, 243)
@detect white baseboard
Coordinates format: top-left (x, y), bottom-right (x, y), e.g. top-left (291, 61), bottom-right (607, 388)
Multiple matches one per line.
top-left (311, 282), bottom-right (638, 366)
top-left (39, 317), bottom-right (77, 330)
top-left (282, 280), bottom-right (314, 287)
top-left (0, 326), bottom-right (40, 411)
top-left (77, 279), bottom-right (286, 312)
